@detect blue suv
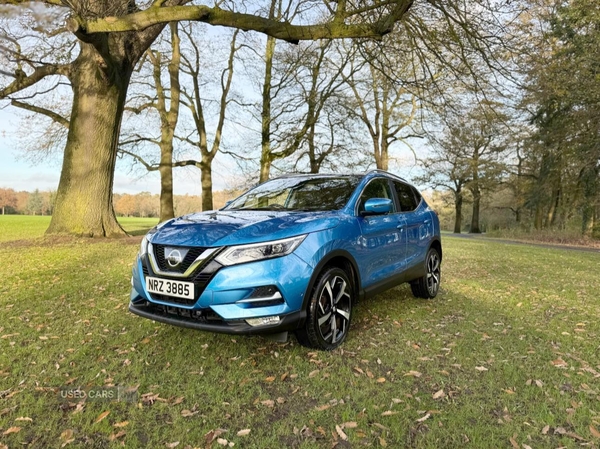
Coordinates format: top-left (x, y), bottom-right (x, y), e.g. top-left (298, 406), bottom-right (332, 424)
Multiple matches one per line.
top-left (129, 170), bottom-right (442, 350)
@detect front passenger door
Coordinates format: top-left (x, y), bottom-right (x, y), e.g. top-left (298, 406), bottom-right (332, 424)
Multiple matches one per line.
top-left (356, 178), bottom-right (406, 288)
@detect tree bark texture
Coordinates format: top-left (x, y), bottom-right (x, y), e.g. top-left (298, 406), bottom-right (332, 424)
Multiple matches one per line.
top-left (47, 44), bottom-right (131, 237)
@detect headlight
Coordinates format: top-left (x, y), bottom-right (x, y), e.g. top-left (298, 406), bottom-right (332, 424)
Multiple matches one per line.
top-left (215, 235), bottom-right (306, 266)
top-left (139, 235), bottom-right (149, 256)
top-left (139, 220), bottom-right (169, 257)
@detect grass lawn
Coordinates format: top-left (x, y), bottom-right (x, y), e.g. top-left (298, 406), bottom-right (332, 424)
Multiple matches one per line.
top-left (1, 217), bottom-right (599, 448)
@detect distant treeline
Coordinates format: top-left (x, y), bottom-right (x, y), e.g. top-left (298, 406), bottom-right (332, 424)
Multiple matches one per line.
top-left (0, 188), bottom-right (241, 217)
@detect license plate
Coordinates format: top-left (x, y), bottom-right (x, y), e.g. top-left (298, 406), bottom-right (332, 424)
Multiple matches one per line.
top-left (146, 277), bottom-right (194, 300)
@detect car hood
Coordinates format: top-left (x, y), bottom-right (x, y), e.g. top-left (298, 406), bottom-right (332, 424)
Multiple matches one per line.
top-left (150, 210), bottom-right (341, 247)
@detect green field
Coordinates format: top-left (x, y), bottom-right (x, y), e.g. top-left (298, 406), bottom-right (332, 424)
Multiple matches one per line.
top-left (1, 216), bottom-right (599, 448)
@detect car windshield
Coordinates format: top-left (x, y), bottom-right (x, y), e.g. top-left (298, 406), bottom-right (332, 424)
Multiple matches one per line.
top-left (224, 176), bottom-right (361, 212)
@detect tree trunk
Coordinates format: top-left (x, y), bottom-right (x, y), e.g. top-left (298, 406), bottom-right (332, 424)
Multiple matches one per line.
top-left (581, 165), bottom-right (598, 237)
top-left (158, 142), bottom-right (175, 222)
top-left (259, 34), bottom-right (276, 183)
top-left (470, 188), bottom-right (481, 233)
top-left (47, 44), bottom-right (131, 237)
top-left (453, 189), bottom-right (463, 234)
top-left (201, 160), bottom-right (213, 211)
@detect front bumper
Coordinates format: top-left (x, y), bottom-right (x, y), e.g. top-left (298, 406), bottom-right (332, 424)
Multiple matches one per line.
top-left (129, 248), bottom-right (314, 335)
top-left (129, 301), bottom-right (305, 335)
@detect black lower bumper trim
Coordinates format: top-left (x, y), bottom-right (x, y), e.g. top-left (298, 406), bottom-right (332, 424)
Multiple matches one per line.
top-left (129, 302), bottom-right (305, 336)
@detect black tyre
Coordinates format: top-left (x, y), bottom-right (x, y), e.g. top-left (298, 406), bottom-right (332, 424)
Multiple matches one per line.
top-left (410, 247), bottom-right (441, 299)
top-left (295, 267), bottom-right (353, 350)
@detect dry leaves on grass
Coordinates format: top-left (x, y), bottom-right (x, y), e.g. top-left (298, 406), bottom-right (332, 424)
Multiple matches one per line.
top-left (432, 389), bottom-right (445, 400)
top-left (94, 410), bottom-right (110, 424)
top-left (3, 426), bottom-right (21, 435)
top-left (60, 429), bottom-right (75, 447)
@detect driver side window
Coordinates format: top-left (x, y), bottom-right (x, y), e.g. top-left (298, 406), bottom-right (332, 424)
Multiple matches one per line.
top-left (358, 179), bottom-right (395, 214)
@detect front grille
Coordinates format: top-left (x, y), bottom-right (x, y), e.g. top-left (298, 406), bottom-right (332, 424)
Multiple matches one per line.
top-left (141, 253), bottom-right (223, 307)
top-left (153, 245), bottom-right (207, 274)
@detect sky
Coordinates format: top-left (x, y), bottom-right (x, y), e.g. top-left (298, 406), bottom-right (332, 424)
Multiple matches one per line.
top-left (0, 108), bottom-right (242, 195)
top-left (0, 107), bottom-right (425, 196)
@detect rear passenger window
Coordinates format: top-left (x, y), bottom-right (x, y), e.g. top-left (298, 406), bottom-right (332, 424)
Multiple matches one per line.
top-left (394, 181), bottom-right (419, 212)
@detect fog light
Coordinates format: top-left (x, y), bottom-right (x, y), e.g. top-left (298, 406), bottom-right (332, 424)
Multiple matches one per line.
top-left (246, 316), bottom-right (281, 327)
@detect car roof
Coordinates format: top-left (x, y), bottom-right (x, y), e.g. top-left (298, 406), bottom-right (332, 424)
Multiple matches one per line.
top-left (270, 170), bottom-right (409, 184)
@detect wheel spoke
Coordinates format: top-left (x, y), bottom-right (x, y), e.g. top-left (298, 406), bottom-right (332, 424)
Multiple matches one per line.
top-left (318, 311), bottom-right (332, 327)
top-left (333, 279), bottom-right (348, 304)
top-left (330, 315), bottom-right (338, 343)
top-left (336, 308), bottom-right (350, 321)
top-left (324, 280), bottom-right (334, 307)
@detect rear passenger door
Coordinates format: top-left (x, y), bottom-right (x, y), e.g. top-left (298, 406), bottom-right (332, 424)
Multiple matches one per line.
top-left (393, 181), bottom-right (429, 269)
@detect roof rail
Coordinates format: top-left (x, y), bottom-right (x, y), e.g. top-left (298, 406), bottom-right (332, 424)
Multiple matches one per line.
top-left (365, 169), bottom-right (407, 182)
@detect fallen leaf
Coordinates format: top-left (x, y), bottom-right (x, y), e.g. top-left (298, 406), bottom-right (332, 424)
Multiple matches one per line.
top-left (3, 426), bottom-right (21, 435)
top-left (509, 436), bottom-right (519, 449)
top-left (475, 366), bottom-right (488, 372)
top-left (265, 376), bottom-right (275, 382)
top-left (165, 442), bottom-right (179, 448)
top-left (504, 389), bottom-right (515, 395)
top-left (343, 422), bottom-right (358, 429)
top-left (416, 413), bottom-right (431, 423)
top-left (379, 437), bottom-right (388, 447)
top-left (94, 410), bottom-right (110, 424)
top-left (216, 438), bottom-right (228, 446)
top-left (109, 431), bottom-right (126, 441)
top-left (522, 445), bottom-right (532, 449)
top-left (171, 396), bottom-right (184, 405)
top-left (280, 372), bottom-right (288, 381)
top-left (237, 429), bottom-right (251, 436)
top-left (335, 425), bottom-right (348, 441)
top-left (309, 370), bottom-right (320, 378)
top-left (541, 425), bottom-right (550, 435)
top-left (315, 404), bottom-right (330, 411)
top-left (381, 411), bottom-right (398, 416)
top-left (181, 410), bottom-right (198, 417)
top-left (432, 389), bottom-right (445, 400)
top-left (404, 370), bottom-right (422, 378)
top-left (376, 377), bottom-right (386, 383)
top-left (589, 425), bottom-right (600, 439)
top-left (60, 429), bottom-right (75, 448)
top-left (260, 399), bottom-right (274, 408)
top-left (551, 359), bottom-right (568, 367)
top-left (204, 429), bottom-right (225, 445)
top-left (15, 417), bottom-right (33, 422)
top-left (114, 421), bottom-right (129, 428)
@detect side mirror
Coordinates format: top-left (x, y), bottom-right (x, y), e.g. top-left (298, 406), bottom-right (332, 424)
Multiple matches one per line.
top-left (362, 198), bottom-right (392, 216)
